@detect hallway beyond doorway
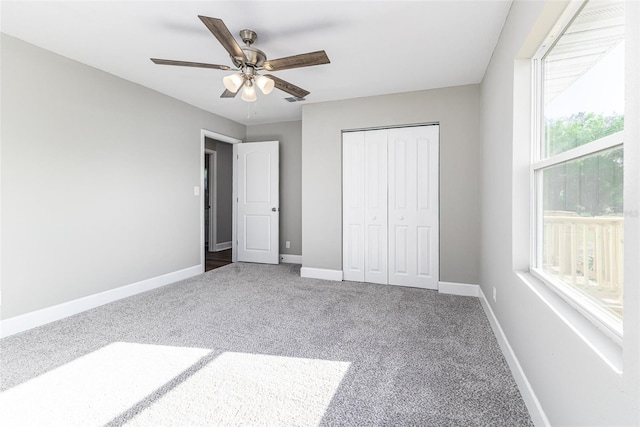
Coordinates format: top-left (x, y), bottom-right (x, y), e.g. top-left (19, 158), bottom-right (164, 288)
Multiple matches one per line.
top-left (205, 249), bottom-right (232, 272)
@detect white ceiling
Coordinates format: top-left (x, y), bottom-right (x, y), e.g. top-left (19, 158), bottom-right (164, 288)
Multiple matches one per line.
top-left (1, 1), bottom-right (512, 125)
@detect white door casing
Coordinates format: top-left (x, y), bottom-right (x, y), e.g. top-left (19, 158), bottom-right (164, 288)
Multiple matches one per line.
top-left (236, 141), bottom-right (279, 264)
top-left (200, 129), bottom-right (241, 270)
top-left (208, 151), bottom-right (217, 253)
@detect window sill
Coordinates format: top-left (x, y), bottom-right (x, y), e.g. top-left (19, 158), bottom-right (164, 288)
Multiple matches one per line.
top-left (531, 269), bottom-right (623, 344)
top-left (516, 271), bottom-right (623, 375)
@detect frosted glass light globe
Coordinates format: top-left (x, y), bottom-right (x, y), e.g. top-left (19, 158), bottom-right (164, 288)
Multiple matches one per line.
top-left (241, 83), bottom-right (257, 102)
top-left (223, 73), bottom-right (244, 93)
top-left (255, 75), bottom-right (275, 95)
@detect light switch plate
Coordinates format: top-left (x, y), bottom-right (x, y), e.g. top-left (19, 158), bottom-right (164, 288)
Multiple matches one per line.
top-left (194, 186), bottom-right (200, 196)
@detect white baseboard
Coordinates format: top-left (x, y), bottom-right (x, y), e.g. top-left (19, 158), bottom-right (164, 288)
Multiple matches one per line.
top-left (215, 241), bottom-right (232, 251)
top-left (478, 288), bottom-right (550, 427)
top-left (438, 281), bottom-right (479, 297)
top-left (280, 254), bottom-right (302, 264)
top-left (300, 267), bottom-right (343, 281)
top-left (0, 264), bottom-right (202, 339)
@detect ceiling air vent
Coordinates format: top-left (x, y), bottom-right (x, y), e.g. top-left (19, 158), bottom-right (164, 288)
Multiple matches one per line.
top-left (284, 97), bottom-right (306, 103)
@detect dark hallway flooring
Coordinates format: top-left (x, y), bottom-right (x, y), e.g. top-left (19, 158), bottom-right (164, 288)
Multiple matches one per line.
top-left (205, 248), bottom-right (232, 272)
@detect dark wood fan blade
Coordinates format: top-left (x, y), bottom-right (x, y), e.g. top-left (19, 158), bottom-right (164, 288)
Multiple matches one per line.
top-left (150, 58), bottom-right (231, 70)
top-left (264, 75), bottom-right (310, 98)
top-left (263, 50), bottom-right (330, 72)
top-left (220, 88), bottom-right (239, 98)
top-left (198, 16), bottom-right (247, 62)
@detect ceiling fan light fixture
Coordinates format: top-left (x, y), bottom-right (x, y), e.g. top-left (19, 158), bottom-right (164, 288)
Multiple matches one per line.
top-left (223, 73), bottom-right (244, 93)
top-left (152, 17), bottom-right (329, 103)
top-left (255, 75), bottom-right (275, 95)
top-left (241, 81), bottom-right (257, 102)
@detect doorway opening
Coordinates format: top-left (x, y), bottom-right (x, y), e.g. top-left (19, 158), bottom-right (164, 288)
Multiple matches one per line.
top-left (201, 129), bottom-right (242, 272)
top-left (204, 149), bottom-right (232, 271)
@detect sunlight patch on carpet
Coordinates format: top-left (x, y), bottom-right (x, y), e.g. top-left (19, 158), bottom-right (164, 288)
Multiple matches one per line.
top-left (128, 352), bottom-right (351, 426)
top-left (0, 342), bottom-right (210, 426)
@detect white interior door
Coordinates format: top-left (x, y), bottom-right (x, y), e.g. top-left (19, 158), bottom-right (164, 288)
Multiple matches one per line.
top-left (388, 126), bottom-right (439, 289)
top-left (236, 141), bottom-right (279, 264)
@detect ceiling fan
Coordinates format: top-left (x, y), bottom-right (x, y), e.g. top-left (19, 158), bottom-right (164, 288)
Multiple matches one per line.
top-left (151, 16), bottom-right (330, 102)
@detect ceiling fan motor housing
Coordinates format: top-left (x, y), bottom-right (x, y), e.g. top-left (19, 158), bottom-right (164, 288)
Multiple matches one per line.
top-left (232, 45), bottom-right (266, 69)
top-left (231, 29), bottom-right (266, 69)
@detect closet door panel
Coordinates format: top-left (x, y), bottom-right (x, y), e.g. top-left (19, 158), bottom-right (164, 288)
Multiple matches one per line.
top-left (393, 225), bottom-right (409, 274)
top-left (388, 129), bottom-right (417, 287)
top-left (342, 132), bottom-right (365, 282)
top-left (416, 127), bottom-right (439, 285)
top-left (417, 226), bottom-right (432, 277)
top-left (364, 130), bottom-right (388, 284)
top-left (388, 126), bottom-right (439, 289)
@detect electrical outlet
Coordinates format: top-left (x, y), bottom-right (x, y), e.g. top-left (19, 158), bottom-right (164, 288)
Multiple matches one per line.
top-left (285, 240), bottom-right (290, 249)
top-left (493, 287), bottom-right (497, 303)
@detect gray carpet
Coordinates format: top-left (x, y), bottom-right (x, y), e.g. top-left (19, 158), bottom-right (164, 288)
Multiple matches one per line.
top-left (0, 263), bottom-right (533, 426)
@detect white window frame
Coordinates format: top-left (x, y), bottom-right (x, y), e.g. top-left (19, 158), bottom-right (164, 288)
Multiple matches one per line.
top-left (530, 0), bottom-right (624, 344)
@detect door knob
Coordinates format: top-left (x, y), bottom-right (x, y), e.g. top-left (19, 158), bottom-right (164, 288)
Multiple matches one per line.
top-left (372, 216), bottom-right (377, 220)
top-left (400, 216), bottom-right (404, 221)
top-left (272, 207), bottom-right (277, 212)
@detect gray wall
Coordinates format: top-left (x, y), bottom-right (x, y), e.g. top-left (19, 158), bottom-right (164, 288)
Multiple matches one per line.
top-left (479, 1), bottom-right (639, 425)
top-left (301, 86), bottom-right (480, 284)
top-left (246, 121), bottom-right (302, 256)
top-left (215, 141), bottom-right (233, 243)
top-left (1, 34), bottom-right (245, 319)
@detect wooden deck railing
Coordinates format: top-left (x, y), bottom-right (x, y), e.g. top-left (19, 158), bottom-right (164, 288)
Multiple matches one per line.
top-left (543, 212), bottom-right (624, 312)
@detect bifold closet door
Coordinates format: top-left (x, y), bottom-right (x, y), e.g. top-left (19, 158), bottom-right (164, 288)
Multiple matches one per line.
top-left (343, 125), bottom-right (438, 289)
top-left (343, 130), bottom-right (388, 284)
top-left (388, 126), bottom-right (439, 289)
